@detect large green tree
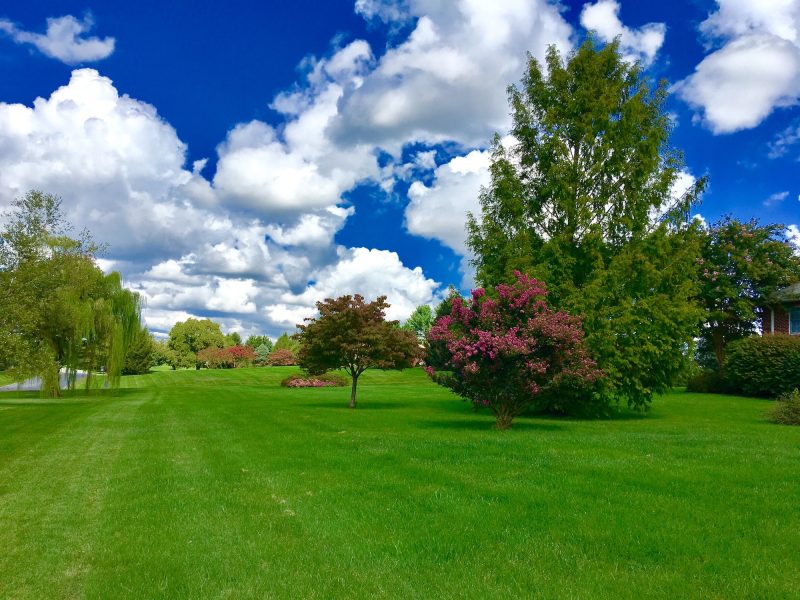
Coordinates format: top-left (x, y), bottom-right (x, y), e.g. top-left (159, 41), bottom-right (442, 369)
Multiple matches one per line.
top-left (401, 305), bottom-right (435, 342)
top-left (167, 318), bottom-right (226, 369)
top-left (0, 191), bottom-right (142, 396)
top-left (296, 295), bottom-right (420, 408)
top-left (467, 40), bottom-right (705, 409)
top-left (697, 217), bottom-right (800, 370)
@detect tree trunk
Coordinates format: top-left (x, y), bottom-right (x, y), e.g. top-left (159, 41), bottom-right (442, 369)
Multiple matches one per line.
top-left (349, 374), bottom-right (358, 409)
top-left (493, 405), bottom-right (515, 430)
top-left (712, 329), bottom-right (725, 372)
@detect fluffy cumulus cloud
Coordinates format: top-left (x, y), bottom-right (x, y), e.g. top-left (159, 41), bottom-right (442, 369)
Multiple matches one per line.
top-left (0, 67), bottom-right (439, 338)
top-left (788, 224), bottom-right (800, 254)
top-left (0, 14), bottom-right (114, 64)
top-left (332, 0), bottom-right (572, 150)
top-left (580, 0), bottom-right (666, 66)
top-left (0, 1), bottom-right (585, 337)
top-left (675, 0), bottom-right (800, 133)
top-left (405, 149), bottom-right (490, 254)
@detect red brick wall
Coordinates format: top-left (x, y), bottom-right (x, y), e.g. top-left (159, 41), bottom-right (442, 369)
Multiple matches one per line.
top-left (763, 304), bottom-right (798, 335)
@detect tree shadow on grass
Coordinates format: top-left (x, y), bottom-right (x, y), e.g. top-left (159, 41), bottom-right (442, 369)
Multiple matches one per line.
top-left (300, 401), bottom-right (404, 410)
top-left (419, 418), bottom-right (565, 432)
top-left (0, 387), bottom-right (141, 405)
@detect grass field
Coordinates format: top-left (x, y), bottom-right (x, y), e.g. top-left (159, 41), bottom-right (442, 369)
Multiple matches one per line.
top-left (1, 367), bottom-right (799, 599)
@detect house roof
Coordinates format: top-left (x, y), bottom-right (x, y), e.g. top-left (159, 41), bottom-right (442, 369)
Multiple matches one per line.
top-left (774, 282), bottom-right (800, 302)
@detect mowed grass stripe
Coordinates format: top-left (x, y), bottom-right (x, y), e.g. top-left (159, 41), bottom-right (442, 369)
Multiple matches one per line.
top-left (0, 368), bottom-right (799, 598)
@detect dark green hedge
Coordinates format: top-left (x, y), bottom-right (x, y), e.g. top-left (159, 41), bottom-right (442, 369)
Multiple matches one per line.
top-left (724, 335), bottom-right (800, 397)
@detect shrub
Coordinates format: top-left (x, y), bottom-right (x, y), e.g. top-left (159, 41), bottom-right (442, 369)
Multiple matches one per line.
top-left (268, 348), bottom-right (297, 366)
top-left (280, 373), bottom-right (348, 388)
top-left (724, 335), bottom-right (800, 397)
top-left (770, 389), bottom-right (800, 425)
top-left (686, 369), bottom-right (732, 394)
top-left (427, 271), bottom-right (604, 428)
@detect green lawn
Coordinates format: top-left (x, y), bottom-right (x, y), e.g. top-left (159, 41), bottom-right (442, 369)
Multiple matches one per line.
top-left (1, 368), bottom-right (798, 599)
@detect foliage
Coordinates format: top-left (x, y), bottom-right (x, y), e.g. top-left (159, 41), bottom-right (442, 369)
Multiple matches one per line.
top-left (425, 288), bottom-right (461, 370)
top-left (280, 372), bottom-right (348, 388)
top-left (273, 332), bottom-right (300, 354)
top-left (296, 294), bottom-right (420, 408)
top-left (685, 369), bottom-right (732, 394)
top-left (122, 327), bottom-right (155, 375)
top-left (770, 389), bottom-right (800, 425)
top-left (0, 190), bottom-right (142, 396)
top-left (268, 348), bottom-right (297, 366)
top-left (224, 331), bottom-right (242, 347)
top-left (246, 335), bottom-right (272, 352)
top-left (724, 335), bottom-right (800, 397)
top-left (151, 339), bottom-right (176, 368)
top-left (427, 272), bottom-right (603, 428)
top-left (196, 344), bottom-right (256, 369)
top-left (466, 40), bottom-right (705, 410)
top-left (254, 343), bottom-right (272, 365)
top-left (167, 318), bottom-right (226, 370)
top-left (696, 217), bottom-right (800, 370)
top-left (402, 304), bottom-right (434, 342)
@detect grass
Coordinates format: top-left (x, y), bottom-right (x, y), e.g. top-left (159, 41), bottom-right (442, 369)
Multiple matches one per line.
top-left (1, 367), bottom-right (798, 599)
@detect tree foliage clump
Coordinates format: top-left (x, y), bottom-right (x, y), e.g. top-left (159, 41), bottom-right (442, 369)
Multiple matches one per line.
top-left (696, 217), bottom-right (800, 370)
top-left (467, 40), bottom-right (705, 410)
top-left (724, 335), bottom-right (800, 398)
top-left (427, 272), bottom-right (603, 428)
top-left (296, 295), bottom-right (420, 408)
top-left (196, 344), bottom-right (256, 369)
top-left (167, 318), bottom-right (226, 369)
top-left (246, 335), bottom-right (272, 352)
top-left (267, 348), bottom-right (297, 366)
top-left (402, 305), bottom-right (435, 342)
top-left (0, 190), bottom-right (142, 396)
top-left (122, 327), bottom-right (155, 375)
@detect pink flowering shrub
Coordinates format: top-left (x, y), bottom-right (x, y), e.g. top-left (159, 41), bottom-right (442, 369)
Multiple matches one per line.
top-left (280, 373), bottom-right (348, 388)
top-left (427, 271), bottom-right (604, 428)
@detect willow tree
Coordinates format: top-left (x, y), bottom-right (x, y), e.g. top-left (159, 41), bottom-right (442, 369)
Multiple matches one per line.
top-left (0, 190), bottom-right (142, 396)
top-left (467, 40), bottom-right (706, 410)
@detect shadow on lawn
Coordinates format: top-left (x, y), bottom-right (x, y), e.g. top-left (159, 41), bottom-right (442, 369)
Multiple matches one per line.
top-left (300, 401), bottom-right (405, 410)
top-left (420, 418), bottom-right (565, 432)
top-left (0, 387), bottom-right (140, 405)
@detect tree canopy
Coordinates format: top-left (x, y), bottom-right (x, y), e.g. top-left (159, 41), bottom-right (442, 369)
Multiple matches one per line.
top-left (467, 40), bottom-right (705, 409)
top-left (0, 190), bottom-right (142, 396)
top-left (167, 318), bottom-right (226, 369)
top-left (296, 295), bottom-right (420, 408)
top-left (695, 217), bottom-right (800, 370)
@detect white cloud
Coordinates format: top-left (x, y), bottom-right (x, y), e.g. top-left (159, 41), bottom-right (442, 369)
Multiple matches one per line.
top-left (580, 0), bottom-right (666, 66)
top-left (271, 247), bottom-right (440, 325)
top-left (764, 190), bottom-right (790, 206)
top-left (405, 149), bottom-right (490, 254)
top-left (788, 224), bottom-right (800, 254)
top-left (0, 14), bottom-right (114, 64)
top-left (676, 1), bottom-right (800, 133)
top-left (330, 0), bottom-right (572, 149)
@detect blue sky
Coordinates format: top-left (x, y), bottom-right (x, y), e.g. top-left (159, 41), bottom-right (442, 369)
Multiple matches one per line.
top-left (1, 0), bottom-right (799, 338)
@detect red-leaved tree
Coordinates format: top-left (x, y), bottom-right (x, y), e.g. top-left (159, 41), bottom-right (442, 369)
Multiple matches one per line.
top-left (427, 272), bottom-right (603, 428)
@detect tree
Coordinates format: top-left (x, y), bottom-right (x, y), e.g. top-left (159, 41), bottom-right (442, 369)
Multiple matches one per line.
top-left (273, 332), bottom-right (300, 354)
top-left (224, 331), bottom-right (242, 347)
top-left (428, 273), bottom-right (603, 428)
top-left (254, 343), bottom-right (272, 365)
top-left (466, 40), bottom-right (705, 410)
top-left (246, 335), bottom-right (272, 352)
top-left (267, 348), bottom-right (297, 366)
top-left (296, 295), bottom-right (421, 408)
top-left (402, 305), bottom-right (435, 342)
top-left (0, 190), bottom-right (142, 396)
top-left (167, 318), bottom-right (226, 369)
top-left (696, 217), bottom-right (800, 370)
top-left (122, 327), bottom-right (155, 375)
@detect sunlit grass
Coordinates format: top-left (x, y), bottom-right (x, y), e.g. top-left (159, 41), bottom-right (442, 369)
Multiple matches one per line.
top-left (1, 367), bottom-right (798, 598)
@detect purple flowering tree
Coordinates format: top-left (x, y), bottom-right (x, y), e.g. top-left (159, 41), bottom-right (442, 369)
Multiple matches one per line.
top-left (427, 272), bottom-right (603, 429)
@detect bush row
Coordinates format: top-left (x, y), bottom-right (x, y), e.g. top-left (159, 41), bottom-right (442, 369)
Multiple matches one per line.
top-left (687, 334), bottom-right (800, 397)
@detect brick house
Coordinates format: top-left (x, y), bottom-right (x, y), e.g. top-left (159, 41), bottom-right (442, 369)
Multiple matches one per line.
top-left (762, 282), bottom-right (800, 335)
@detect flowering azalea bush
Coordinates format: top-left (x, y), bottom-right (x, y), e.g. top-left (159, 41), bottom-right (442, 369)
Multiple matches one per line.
top-left (427, 271), bottom-right (604, 428)
top-left (281, 373), bottom-right (348, 388)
